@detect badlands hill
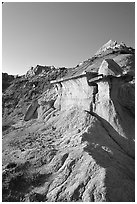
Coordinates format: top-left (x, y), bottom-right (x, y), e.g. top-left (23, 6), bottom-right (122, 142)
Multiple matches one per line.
top-left (2, 40), bottom-right (135, 202)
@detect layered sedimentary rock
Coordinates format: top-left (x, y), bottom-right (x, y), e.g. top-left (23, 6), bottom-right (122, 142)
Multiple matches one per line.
top-left (47, 58), bottom-right (134, 201)
top-left (54, 77), bottom-right (96, 111)
top-left (2, 40), bottom-right (135, 202)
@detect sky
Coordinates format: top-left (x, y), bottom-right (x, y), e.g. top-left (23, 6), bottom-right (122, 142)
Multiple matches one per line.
top-left (2, 2), bottom-right (135, 75)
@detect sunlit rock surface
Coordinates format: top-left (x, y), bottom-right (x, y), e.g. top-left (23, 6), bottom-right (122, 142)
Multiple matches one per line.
top-left (2, 40), bottom-right (135, 202)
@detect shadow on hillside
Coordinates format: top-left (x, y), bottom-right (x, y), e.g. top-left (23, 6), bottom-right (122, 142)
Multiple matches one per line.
top-left (82, 111), bottom-right (135, 201)
top-left (2, 161), bottom-right (52, 202)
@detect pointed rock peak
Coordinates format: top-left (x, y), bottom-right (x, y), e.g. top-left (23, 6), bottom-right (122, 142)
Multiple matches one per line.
top-left (98, 59), bottom-right (123, 77)
top-left (95, 40), bottom-right (117, 56)
top-left (101, 39), bottom-right (117, 49)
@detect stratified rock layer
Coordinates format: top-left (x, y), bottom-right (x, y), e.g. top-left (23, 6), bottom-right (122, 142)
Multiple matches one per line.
top-left (2, 41), bottom-right (135, 202)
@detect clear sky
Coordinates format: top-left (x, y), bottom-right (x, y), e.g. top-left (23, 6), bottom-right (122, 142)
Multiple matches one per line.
top-left (2, 2), bottom-right (135, 75)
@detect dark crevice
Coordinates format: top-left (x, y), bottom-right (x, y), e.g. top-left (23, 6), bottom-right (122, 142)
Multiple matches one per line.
top-left (70, 181), bottom-right (91, 201)
top-left (61, 153), bottom-right (69, 167)
top-left (55, 186), bottom-right (64, 201)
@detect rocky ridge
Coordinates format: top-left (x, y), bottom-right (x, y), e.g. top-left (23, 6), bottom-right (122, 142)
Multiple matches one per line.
top-left (2, 40), bottom-right (135, 202)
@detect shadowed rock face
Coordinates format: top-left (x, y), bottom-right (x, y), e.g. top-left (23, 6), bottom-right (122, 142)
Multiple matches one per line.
top-left (54, 58), bottom-right (134, 156)
top-left (2, 73), bottom-right (15, 92)
top-left (2, 41), bottom-right (135, 202)
top-left (45, 58), bottom-right (134, 201)
top-left (99, 58), bottom-right (123, 76)
top-left (24, 100), bottom-right (39, 121)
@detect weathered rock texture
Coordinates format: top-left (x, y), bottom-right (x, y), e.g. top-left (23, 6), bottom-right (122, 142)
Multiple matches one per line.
top-left (54, 77), bottom-right (96, 111)
top-left (2, 40), bottom-right (135, 202)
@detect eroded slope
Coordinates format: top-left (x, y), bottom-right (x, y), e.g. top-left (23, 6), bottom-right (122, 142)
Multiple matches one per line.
top-left (2, 41), bottom-right (135, 202)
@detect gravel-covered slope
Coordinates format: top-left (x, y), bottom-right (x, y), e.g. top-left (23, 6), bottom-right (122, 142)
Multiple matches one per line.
top-left (2, 41), bottom-right (135, 202)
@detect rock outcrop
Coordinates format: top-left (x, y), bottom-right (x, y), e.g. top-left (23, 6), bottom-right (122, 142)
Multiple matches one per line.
top-left (25, 65), bottom-right (55, 78)
top-left (2, 40), bottom-right (135, 202)
top-left (95, 39), bottom-right (134, 56)
top-left (25, 65), bottom-right (67, 78)
top-left (24, 100), bottom-right (39, 121)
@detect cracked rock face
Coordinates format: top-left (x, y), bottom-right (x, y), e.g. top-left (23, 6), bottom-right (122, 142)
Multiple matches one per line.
top-left (2, 43), bottom-right (135, 202)
top-left (54, 77), bottom-right (96, 111)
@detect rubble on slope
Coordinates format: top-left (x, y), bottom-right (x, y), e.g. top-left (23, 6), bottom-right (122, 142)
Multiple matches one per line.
top-left (2, 40), bottom-right (135, 202)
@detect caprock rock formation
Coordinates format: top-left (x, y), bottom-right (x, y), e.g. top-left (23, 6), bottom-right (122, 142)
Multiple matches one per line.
top-left (2, 40), bottom-right (135, 202)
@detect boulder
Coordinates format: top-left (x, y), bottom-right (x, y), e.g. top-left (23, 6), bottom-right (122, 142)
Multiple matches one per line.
top-left (24, 100), bottom-right (39, 121)
top-left (98, 59), bottom-right (123, 76)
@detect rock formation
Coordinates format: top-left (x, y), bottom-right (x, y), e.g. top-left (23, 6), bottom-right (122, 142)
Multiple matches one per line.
top-left (25, 65), bottom-right (56, 78)
top-left (95, 39), bottom-right (134, 56)
top-left (2, 40), bottom-right (135, 202)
